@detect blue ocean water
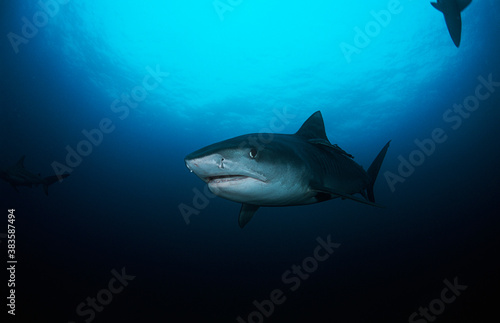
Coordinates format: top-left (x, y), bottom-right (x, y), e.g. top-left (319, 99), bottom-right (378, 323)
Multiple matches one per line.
top-left (1, 0), bottom-right (499, 322)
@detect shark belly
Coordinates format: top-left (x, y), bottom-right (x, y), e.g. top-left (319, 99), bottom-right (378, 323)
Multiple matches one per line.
top-left (208, 176), bottom-right (315, 206)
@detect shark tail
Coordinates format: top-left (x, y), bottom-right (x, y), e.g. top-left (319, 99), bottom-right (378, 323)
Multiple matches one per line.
top-left (42, 174), bottom-right (70, 195)
top-left (366, 141), bottom-right (391, 203)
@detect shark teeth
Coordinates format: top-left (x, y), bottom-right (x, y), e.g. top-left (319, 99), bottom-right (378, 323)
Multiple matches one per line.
top-left (207, 175), bottom-right (248, 183)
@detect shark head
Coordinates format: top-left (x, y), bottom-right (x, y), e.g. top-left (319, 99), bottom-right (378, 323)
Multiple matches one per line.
top-left (185, 133), bottom-right (308, 206)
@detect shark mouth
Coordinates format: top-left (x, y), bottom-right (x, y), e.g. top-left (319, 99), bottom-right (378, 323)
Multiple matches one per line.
top-left (206, 175), bottom-right (251, 184)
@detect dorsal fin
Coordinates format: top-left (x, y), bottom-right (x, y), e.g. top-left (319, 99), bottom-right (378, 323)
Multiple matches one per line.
top-left (296, 112), bottom-right (354, 158)
top-left (16, 156), bottom-right (26, 168)
top-left (295, 111), bottom-right (330, 142)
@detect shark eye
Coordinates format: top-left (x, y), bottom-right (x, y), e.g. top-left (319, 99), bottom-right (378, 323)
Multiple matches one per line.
top-left (249, 148), bottom-right (258, 159)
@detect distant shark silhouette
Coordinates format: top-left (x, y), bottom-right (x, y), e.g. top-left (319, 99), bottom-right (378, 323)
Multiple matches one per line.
top-left (185, 111), bottom-right (390, 228)
top-left (0, 156), bottom-right (69, 195)
top-left (431, 0), bottom-right (472, 47)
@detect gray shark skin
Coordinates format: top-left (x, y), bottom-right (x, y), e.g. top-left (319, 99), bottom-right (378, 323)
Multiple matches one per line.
top-left (185, 111), bottom-right (390, 228)
top-left (431, 0), bottom-right (472, 47)
top-left (0, 156), bottom-right (69, 195)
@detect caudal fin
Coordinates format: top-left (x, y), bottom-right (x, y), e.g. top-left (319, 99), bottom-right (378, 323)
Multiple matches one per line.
top-left (366, 141), bottom-right (391, 203)
top-left (42, 174), bottom-right (70, 195)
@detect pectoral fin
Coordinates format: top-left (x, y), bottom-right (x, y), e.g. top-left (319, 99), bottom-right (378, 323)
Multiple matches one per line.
top-left (238, 204), bottom-right (260, 228)
top-left (442, 11), bottom-right (462, 47)
top-left (431, 1), bottom-right (464, 47)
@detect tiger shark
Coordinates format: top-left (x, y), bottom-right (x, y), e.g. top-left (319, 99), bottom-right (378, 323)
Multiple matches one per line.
top-left (0, 156), bottom-right (69, 195)
top-left (431, 0), bottom-right (472, 47)
top-left (184, 111), bottom-right (390, 228)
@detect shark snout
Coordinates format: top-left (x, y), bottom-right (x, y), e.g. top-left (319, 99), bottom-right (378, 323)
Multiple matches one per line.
top-left (185, 161), bottom-right (193, 172)
top-left (184, 158), bottom-right (199, 174)
top-left (184, 154), bottom-right (227, 180)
